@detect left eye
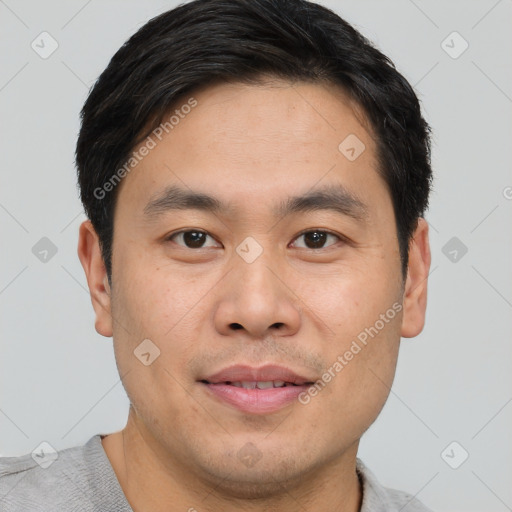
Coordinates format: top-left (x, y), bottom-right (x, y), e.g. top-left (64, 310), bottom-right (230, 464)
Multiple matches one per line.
top-left (167, 230), bottom-right (220, 249)
top-left (291, 230), bottom-right (342, 249)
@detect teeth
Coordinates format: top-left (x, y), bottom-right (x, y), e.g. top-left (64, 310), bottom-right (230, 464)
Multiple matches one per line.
top-left (228, 380), bottom-right (292, 389)
top-left (256, 381), bottom-right (274, 389)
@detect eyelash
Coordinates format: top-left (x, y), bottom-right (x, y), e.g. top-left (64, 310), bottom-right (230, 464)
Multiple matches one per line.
top-left (165, 229), bottom-right (347, 250)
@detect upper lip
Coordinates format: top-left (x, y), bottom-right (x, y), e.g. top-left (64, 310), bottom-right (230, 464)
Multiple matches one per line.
top-left (201, 364), bottom-right (316, 385)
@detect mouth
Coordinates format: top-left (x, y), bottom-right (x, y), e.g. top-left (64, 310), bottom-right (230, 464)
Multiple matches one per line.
top-left (199, 365), bottom-right (316, 414)
top-left (201, 380), bottom-right (310, 388)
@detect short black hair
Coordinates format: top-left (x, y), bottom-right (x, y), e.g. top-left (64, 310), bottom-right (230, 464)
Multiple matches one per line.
top-left (76, 0), bottom-right (433, 285)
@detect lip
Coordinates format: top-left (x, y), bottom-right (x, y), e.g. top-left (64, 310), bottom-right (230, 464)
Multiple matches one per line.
top-left (199, 364), bottom-right (316, 415)
top-left (203, 364), bottom-right (315, 385)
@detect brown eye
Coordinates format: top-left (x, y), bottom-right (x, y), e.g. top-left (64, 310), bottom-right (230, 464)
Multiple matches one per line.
top-left (167, 230), bottom-right (219, 249)
top-left (291, 230), bottom-right (341, 249)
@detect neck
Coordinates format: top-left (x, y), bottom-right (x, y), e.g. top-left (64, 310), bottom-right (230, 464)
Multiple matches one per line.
top-left (102, 413), bottom-right (363, 512)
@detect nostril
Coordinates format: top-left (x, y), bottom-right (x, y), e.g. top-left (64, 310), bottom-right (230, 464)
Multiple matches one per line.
top-left (272, 322), bottom-right (284, 329)
top-left (230, 323), bottom-right (243, 330)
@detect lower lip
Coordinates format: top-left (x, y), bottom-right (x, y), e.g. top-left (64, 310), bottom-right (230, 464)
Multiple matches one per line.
top-left (201, 382), bottom-right (309, 414)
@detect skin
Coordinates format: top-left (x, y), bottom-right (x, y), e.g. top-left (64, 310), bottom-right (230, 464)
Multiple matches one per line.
top-left (78, 78), bottom-right (431, 512)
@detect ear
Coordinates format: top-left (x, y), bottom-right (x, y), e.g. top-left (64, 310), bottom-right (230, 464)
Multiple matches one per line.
top-left (77, 220), bottom-right (113, 337)
top-left (400, 217), bottom-right (431, 338)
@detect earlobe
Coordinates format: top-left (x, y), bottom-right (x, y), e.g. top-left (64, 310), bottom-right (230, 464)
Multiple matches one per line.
top-left (77, 220), bottom-right (113, 338)
top-left (400, 217), bottom-right (431, 339)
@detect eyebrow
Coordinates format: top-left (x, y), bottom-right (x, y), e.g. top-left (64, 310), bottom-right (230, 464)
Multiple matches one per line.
top-left (275, 186), bottom-right (368, 223)
top-left (143, 184), bottom-right (369, 223)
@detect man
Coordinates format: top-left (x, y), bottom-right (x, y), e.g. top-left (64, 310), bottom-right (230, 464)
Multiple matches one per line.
top-left (0, 0), bottom-right (433, 510)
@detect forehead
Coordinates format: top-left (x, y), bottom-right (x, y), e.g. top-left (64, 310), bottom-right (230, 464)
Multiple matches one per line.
top-left (115, 79), bottom-right (387, 222)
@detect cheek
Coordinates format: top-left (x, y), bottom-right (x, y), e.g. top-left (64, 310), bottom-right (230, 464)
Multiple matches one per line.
top-left (110, 268), bottom-right (200, 423)
top-left (303, 266), bottom-right (402, 402)
top-left (301, 269), bottom-right (388, 338)
top-left (327, 276), bottom-right (402, 386)
top-left (315, 315), bottom-right (401, 443)
top-left (109, 257), bottom-right (209, 400)
top-left (113, 252), bottom-right (201, 338)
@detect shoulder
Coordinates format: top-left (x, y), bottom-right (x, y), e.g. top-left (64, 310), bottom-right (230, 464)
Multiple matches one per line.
top-left (356, 458), bottom-right (434, 512)
top-left (0, 436), bottom-right (100, 512)
top-left (383, 487), bottom-right (434, 512)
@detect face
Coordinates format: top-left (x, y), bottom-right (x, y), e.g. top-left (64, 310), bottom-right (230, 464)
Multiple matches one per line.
top-left (79, 79), bottom-right (430, 497)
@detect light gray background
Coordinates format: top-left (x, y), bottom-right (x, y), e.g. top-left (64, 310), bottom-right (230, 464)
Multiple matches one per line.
top-left (1, 1), bottom-right (511, 511)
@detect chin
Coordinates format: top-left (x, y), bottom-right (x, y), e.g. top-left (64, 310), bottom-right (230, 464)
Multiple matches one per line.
top-left (201, 463), bottom-right (304, 500)
top-left (192, 443), bottom-right (321, 499)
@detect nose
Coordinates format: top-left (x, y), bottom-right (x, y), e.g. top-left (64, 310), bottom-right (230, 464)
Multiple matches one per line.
top-left (213, 248), bottom-right (301, 339)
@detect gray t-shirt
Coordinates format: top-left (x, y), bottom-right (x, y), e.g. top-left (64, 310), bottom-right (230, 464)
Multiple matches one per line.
top-left (0, 434), bottom-right (433, 511)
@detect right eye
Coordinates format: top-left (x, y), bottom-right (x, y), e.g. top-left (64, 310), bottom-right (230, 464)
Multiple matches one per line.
top-left (165, 230), bottom-right (221, 249)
